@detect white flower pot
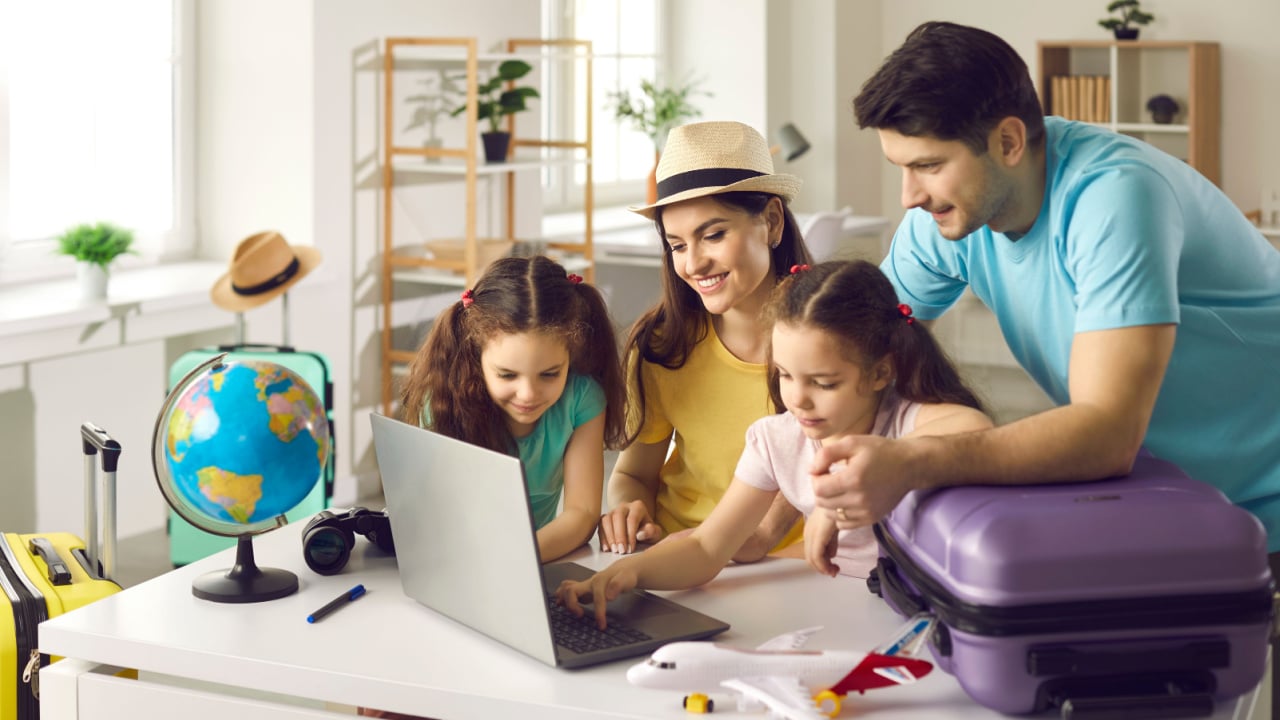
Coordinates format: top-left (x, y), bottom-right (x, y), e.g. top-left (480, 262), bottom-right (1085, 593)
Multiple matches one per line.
top-left (77, 262), bottom-right (109, 302)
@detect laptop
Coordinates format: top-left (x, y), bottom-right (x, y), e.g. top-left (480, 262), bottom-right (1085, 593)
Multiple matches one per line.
top-left (369, 413), bottom-right (729, 669)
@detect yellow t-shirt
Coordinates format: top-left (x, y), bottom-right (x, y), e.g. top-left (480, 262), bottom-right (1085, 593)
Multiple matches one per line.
top-left (635, 322), bottom-right (803, 550)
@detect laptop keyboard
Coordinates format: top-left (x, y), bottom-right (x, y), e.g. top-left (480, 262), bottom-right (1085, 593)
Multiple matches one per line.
top-left (547, 597), bottom-right (651, 655)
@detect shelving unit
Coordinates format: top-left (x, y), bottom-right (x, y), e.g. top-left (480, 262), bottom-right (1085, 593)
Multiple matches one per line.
top-left (380, 37), bottom-right (594, 414)
top-left (1037, 40), bottom-right (1220, 186)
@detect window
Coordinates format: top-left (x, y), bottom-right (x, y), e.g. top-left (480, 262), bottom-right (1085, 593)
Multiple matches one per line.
top-left (541, 0), bottom-right (662, 212)
top-left (0, 0), bottom-right (193, 283)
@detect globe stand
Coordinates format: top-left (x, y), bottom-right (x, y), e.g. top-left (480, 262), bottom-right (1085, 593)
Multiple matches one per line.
top-left (192, 535), bottom-right (298, 603)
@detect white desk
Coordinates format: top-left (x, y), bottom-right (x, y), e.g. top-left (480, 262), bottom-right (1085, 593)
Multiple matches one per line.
top-left (593, 214), bottom-right (890, 268)
top-left (39, 522), bottom-right (1261, 719)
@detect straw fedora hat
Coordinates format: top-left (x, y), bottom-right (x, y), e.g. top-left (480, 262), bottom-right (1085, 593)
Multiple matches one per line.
top-left (628, 120), bottom-right (802, 219)
top-left (210, 231), bottom-right (323, 312)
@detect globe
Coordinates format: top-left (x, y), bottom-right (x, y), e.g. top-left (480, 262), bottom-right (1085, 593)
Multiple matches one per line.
top-left (152, 354), bottom-right (330, 602)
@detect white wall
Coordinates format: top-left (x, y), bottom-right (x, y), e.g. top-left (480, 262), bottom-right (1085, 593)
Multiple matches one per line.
top-left (665, 0), bottom-right (767, 131)
top-left (9, 1), bottom-right (1277, 537)
top-left (868, 0), bottom-right (1280, 226)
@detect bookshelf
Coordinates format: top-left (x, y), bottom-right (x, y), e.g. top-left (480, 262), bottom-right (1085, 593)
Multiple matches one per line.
top-left (1037, 40), bottom-right (1220, 186)
top-left (379, 37), bottom-right (594, 415)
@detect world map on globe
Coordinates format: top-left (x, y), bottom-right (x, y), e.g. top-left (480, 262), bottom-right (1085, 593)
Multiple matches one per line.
top-left (159, 360), bottom-right (330, 532)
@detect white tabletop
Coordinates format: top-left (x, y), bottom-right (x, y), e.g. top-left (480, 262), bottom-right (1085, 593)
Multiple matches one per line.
top-left (37, 521), bottom-right (1258, 719)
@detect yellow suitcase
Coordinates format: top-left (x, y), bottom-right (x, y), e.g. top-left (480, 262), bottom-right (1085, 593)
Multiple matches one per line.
top-left (0, 424), bottom-right (123, 720)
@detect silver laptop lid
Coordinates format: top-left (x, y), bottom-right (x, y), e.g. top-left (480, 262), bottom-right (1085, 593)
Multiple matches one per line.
top-left (369, 413), bottom-right (558, 666)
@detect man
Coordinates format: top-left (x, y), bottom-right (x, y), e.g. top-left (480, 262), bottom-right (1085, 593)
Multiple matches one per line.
top-left (814, 22), bottom-right (1280, 564)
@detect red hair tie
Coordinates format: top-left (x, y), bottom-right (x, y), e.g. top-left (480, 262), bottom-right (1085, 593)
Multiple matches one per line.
top-left (566, 273), bottom-right (583, 285)
top-left (460, 289), bottom-right (475, 308)
top-left (789, 264), bottom-right (810, 274)
top-left (897, 303), bottom-right (914, 325)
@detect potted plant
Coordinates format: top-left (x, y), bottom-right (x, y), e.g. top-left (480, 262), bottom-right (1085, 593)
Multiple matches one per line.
top-left (1098, 0), bottom-right (1154, 40)
top-left (55, 221), bottom-right (135, 301)
top-left (405, 70), bottom-right (464, 163)
top-left (607, 78), bottom-right (709, 203)
top-left (1146, 94), bottom-right (1180, 124)
top-left (450, 59), bottom-right (539, 163)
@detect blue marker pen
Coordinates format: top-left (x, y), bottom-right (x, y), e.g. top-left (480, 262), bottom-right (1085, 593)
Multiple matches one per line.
top-left (307, 584), bottom-right (366, 623)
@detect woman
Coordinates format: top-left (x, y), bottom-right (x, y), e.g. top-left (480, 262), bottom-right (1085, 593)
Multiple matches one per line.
top-left (598, 120), bottom-right (813, 559)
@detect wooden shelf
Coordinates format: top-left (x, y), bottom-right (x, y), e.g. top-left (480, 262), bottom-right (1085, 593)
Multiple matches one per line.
top-left (388, 151), bottom-right (587, 175)
top-left (379, 36), bottom-right (594, 414)
top-left (1037, 40), bottom-right (1220, 186)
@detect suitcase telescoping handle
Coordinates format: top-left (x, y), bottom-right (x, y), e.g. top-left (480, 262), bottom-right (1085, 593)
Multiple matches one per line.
top-left (81, 422), bottom-right (120, 581)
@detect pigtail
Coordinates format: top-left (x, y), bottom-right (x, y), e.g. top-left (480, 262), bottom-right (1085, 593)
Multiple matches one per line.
top-left (401, 295), bottom-right (512, 455)
top-left (569, 281), bottom-right (627, 449)
top-left (890, 322), bottom-right (985, 412)
top-left (763, 259), bottom-right (984, 413)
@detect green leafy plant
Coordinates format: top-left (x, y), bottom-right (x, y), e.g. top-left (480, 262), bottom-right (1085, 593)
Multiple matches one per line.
top-left (1098, 0), bottom-right (1154, 32)
top-left (450, 60), bottom-right (539, 134)
top-left (405, 70), bottom-right (465, 138)
top-left (607, 78), bottom-right (709, 150)
top-left (55, 222), bottom-right (135, 272)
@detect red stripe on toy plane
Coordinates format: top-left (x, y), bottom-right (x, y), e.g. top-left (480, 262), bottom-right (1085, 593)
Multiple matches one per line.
top-left (828, 653), bottom-right (933, 695)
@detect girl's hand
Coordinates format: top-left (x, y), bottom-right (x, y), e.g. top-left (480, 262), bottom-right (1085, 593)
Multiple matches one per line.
top-left (554, 565), bottom-right (640, 630)
top-left (598, 500), bottom-right (665, 554)
top-left (804, 509), bottom-right (840, 577)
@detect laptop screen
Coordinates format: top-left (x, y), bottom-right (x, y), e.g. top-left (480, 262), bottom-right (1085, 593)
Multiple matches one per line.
top-left (370, 413), bottom-right (559, 665)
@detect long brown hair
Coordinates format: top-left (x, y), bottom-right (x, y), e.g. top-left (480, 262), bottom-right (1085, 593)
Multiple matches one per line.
top-left (622, 191), bottom-right (812, 444)
top-left (400, 256), bottom-right (626, 454)
top-left (764, 260), bottom-right (984, 413)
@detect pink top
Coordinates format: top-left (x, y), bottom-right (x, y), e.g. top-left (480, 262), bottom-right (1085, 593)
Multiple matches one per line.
top-left (734, 392), bottom-right (921, 578)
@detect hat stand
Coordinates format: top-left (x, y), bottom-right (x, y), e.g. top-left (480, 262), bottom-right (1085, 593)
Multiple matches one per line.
top-left (231, 291), bottom-right (291, 347)
top-left (281, 291), bottom-right (290, 347)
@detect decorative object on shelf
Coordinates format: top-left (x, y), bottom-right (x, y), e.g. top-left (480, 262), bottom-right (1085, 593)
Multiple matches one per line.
top-left (210, 230), bottom-right (323, 312)
top-left (1098, 0), bottom-right (1154, 40)
top-left (1146, 94), bottom-right (1180, 124)
top-left (405, 70), bottom-right (464, 163)
top-left (424, 238), bottom-right (515, 270)
top-left (450, 59), bottom-right (539, 163)
top-left (54, 221), bottom-right (135, 301)
top-left (607, 78), bottom-right (709, 204)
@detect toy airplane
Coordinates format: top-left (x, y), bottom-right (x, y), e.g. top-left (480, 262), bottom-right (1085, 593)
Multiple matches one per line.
top-left (626, 614), bottom-right (935, 719)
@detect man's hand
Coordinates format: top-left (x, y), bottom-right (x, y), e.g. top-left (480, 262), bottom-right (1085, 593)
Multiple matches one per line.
top-left (810, 435), bottom-right (919, 528)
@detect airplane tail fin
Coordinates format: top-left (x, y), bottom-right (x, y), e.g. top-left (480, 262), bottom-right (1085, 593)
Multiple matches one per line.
top-left (873, 612), bottom-right (935, 658)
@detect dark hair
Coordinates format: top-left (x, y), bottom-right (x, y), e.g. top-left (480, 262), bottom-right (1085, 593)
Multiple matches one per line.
top-left (764, 260), bottom-right (984, 413)
top-left (401, 255), bottom-right (626, 454)
top-left (853, 21), bottom-right (1045, 155)
top-left (622, 191), bottom-right (812, 444)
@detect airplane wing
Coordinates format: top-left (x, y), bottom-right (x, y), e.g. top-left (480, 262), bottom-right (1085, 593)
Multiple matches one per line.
top-left (755, 626), bottom-right (824, 652)
top-left (722, 676), bottom-right (827, 720)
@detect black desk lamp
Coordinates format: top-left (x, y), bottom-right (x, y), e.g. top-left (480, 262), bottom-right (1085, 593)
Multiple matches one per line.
top-left (771, 123), bottom-right (811, 162)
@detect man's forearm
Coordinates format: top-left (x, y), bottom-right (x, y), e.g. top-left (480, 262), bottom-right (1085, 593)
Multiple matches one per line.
top-left (908, 401), bottom-right (1145, 491)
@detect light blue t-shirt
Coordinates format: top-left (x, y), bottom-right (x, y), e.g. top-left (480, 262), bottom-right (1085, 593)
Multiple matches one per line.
top-left (516, 373), bottom-right (606, 529)
top-left (881, 116), bottom-right (1280, 550)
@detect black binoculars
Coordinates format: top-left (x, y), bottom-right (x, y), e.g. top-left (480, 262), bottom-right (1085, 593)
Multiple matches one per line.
top-left (301, 506), bottom-right (395, 575)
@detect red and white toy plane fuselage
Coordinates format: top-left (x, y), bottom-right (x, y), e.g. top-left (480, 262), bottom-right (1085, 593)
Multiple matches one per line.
top-left (626, 622), bottom-right (935, 720)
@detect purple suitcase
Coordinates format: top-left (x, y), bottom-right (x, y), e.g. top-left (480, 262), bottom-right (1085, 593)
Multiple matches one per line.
top-left (868, 453), bottom-right (1273, 717)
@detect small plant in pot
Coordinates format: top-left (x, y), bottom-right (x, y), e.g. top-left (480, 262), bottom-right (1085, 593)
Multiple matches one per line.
top-left (55, 221), bottom-right (136, 301)
top-left (405, 70), bottom-right (464, 163)
top-left (1098, 0), bottom-right (1154, 40)
top-left (450, 59), bottom-right (539, 163)
top-left (607, 77), bottom-right (709, 204)
top-left (1146, 94), bottom-right (1180, 124)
